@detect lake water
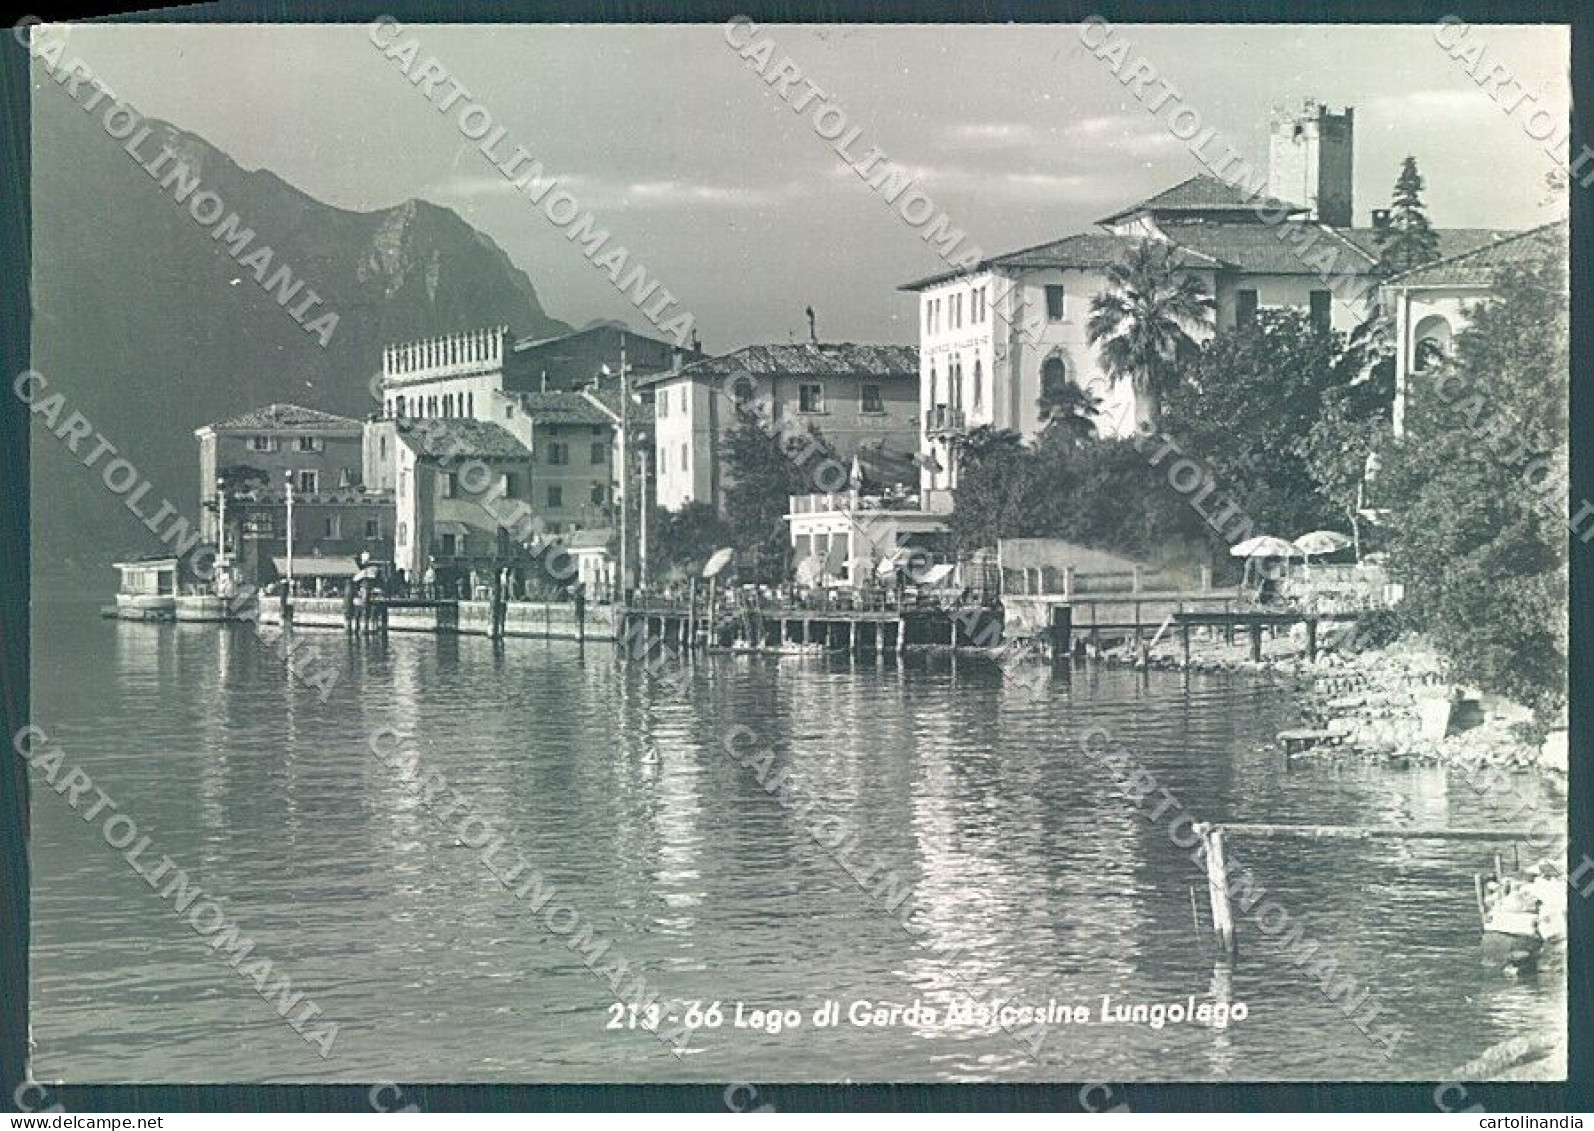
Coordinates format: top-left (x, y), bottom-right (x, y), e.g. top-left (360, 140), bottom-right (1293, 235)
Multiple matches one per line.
top-left (28, 596), bottom-right (1564, 1083)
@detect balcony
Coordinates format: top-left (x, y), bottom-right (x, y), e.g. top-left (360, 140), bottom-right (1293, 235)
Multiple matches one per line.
top-left (924, 406), bottom-right (966, 435)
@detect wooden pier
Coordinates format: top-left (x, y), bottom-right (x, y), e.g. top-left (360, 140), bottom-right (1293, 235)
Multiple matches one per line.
top-left (618, 594), bottom-right (1003, 655)
top-left (1194, 822), bottom-right (1538, 955)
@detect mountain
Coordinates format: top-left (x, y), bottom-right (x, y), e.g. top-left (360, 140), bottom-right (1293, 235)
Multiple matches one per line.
top-left (30, 92), bottom-right (570, 576)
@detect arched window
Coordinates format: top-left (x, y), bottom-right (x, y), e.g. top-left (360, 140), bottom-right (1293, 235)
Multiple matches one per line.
top-left (1413, 314), bottom-right (1452, 372)
top-left (467, 392), bottom-right (474, 418)
top-left (973, 360), bottom-right (983, 409)
top-left (950, 356), bottom-right (962, 410)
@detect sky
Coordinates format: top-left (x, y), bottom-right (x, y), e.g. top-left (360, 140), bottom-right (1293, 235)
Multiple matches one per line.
top-left (38, 20), bottom-right (1572, 353)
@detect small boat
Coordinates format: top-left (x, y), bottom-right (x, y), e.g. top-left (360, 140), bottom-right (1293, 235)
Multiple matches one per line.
top-left (1476, 858), bottom-right (1563, 975)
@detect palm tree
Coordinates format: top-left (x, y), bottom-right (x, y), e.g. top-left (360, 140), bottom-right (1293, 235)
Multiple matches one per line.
top-left (1037, 372), bottom-right (1102, 444)
top-left (1086, 240), bottom-right (1215, 431)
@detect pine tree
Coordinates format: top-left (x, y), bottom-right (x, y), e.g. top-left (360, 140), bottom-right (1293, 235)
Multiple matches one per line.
top-left (1375, 157), bottom-right (1441, 276)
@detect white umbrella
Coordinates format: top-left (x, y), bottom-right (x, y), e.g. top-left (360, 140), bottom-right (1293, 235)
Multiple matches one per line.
top-left (1293, 530), bottom-right (1353, 557)
top-left (702, 547), bottom-right (735, 579)
top-left (1230, 535), bottom-right (1301, 559)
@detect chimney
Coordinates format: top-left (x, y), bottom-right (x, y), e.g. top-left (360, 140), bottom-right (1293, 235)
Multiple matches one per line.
top-left (1371, 208), bottom-right (1391, 231)
top-left (805, 306), bottom-right (817, 344)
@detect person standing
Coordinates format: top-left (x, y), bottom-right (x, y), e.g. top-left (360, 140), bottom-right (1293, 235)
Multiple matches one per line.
top-left (423, 562), bottom-right (437, 600)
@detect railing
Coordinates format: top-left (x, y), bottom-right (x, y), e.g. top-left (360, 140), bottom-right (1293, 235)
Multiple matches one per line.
top-left (924, 405), bottom-right (966, 433)
top-left (789, 492), bottom-right (921, 514)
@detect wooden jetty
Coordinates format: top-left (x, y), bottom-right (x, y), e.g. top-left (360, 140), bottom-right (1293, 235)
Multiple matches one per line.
top-left (618, 593), bottom-right (1003, 656)
top-left (1193, 822), bottom-right (1538, 955)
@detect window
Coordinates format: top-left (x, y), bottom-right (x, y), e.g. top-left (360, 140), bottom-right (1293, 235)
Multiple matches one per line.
top-left (590, 482), bottom-right (606, 506)
top-left (681, 443), bottom-right (689, 471)
top-left (548, 442), bottom-right (569, 466)
top-left (338, 467), bottom-right (353, 488)
top-left (440, 533), bottom-right (456, 556)
top-left (732, 376), bottom-right (755, 405)
top-left (1309, 290), bottom-right (1332, 331)
top-left (973, 360), bottom-right (983, 409)
top-left (467, 392), bottom-right (474, 417)
top-left (379, 435), bottom-right (387, 459)
top-left (1237, 289), bottom-right (1259, 324)
top-left (1045, 284), bottom-right (1067, 321)
top-left (249, 436), bottom-right (278, 452)
top-left (952, 293), bottom-right (962, 329)
top-left (924, 302), bottom-right (933, 333)
top-left (950, 357), bottom-right (962, 410)
top-left (591, 442), bottom-right (607, 465)
top-left (799, 383), bottom-right (825, 413)
top-left (860, 383), bottom-right (884, 413)
top-left (929, 362), bottom-right (938, 405)
top-left (365, 518), bottom-right (380, 539)
top-left (547, 485), bottom-right (563, 508)
top-left (322, 515), bottom-right (340, 539)
top-left (658, 444), bottom-right (667, 473)
top-left (501, 472), bottom-right (518, 499)
top-left (505, 403), bottom-right (514, 419)
top-left (657, 392), bottom-right (668, 419)
top-left (296, 470), bottom-right (318, 494)
top-left (440, 472), bottom-right (456, 498)
top-left (397, 521), bottom-right (407, 547)
top-left (297, 436), bottom-right (320, 452)
top-left (975, 286), bottom-right (987, 322)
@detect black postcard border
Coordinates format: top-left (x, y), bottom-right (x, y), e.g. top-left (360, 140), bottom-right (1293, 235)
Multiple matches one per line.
top-left (0, 0), bottom-right (1588, 1113)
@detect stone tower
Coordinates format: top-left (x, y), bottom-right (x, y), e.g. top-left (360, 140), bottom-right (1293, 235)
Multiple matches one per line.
top-left (1267, 100), bottom-right (1354, 228)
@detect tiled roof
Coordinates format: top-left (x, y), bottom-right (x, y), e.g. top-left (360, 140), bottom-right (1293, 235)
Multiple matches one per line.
top-left (1096, 175), bottom-right (1305, 224)
top-left (650, 342), bottom-right (919, 384)
top-left (1160, 221), bottom-right (1378, 276)
top-left (204, 403), bottom-right (361, 432)
top-left (512, 391), bottom-right (614, 426)
top-left (1380, 221), bottom-right (1565, 287)
top-left (899, 233), bottom-right (1197, 291)
top-left (1333, 226), bottom-right (1522, 263)
top-left (396, 418), bottom-right (532, 460)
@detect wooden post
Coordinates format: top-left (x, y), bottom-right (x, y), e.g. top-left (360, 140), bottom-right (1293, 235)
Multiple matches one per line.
top-left (1248, 623), bottom-right (1262, 662)
top-left (1181, 621), bottom-right (1191, 668)
top-left (1306, 617), bottom-right (1318, 663)
top-left (1201, 826), bottom-right (1237, 955)
top-left (1050, 605), bottom-right (1072, 665)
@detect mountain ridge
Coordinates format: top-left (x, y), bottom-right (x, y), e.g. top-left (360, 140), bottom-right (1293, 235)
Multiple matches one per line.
top-left (31, 96), bottom-right (572, 572)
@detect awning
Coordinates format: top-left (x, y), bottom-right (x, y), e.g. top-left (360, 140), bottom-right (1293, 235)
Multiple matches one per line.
top-left (272, 556), bottom-right (361, 578)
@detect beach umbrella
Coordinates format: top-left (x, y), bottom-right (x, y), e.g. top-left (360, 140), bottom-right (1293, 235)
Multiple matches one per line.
top-left (1293, 530), bottom-right (1353, 557)
top-left (702, 547), bottom-right (735, 579)
top-left (1229, 535), bottom-right (1301, 559)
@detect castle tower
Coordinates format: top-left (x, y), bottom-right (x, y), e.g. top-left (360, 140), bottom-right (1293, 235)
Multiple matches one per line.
top-left (1268, 99), bottom-right (1354, 228)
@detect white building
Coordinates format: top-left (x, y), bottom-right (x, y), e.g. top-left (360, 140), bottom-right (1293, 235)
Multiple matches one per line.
top-left (899, 99), bottom-right (1519, 507)
top-left (1381, 220), bottom-right (1565, 435)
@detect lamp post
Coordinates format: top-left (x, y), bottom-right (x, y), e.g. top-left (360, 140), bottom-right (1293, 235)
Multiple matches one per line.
top-left (284, 468), bottom-right (296, 592)
top-left (637, 444), bottom-right (650, 592)
top-left (215, 476), bottom-right (227, 566)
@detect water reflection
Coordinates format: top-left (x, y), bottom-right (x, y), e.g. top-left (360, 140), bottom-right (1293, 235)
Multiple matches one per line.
top-left (31, 598), bottom-right (1564, 1083)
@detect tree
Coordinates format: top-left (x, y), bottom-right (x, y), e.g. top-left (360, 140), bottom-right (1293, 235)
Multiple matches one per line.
top-left (1165, 309), bottom-right (1358, 540)
top-left (1376, 157), bottom-right (1441, 276)
top-left (1086, 239), bottom-right (1215, 431)
top-left (1378, 250), bottom-right (1567, 712)
top-left (1037, 373), bottom-right (1102, 444)
top-left (946, 427), bottom-right (1038, 552)
top-left (650, 502), bottom-right (733, 581)
top-left (721, 419), bottom-right (837, 578)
